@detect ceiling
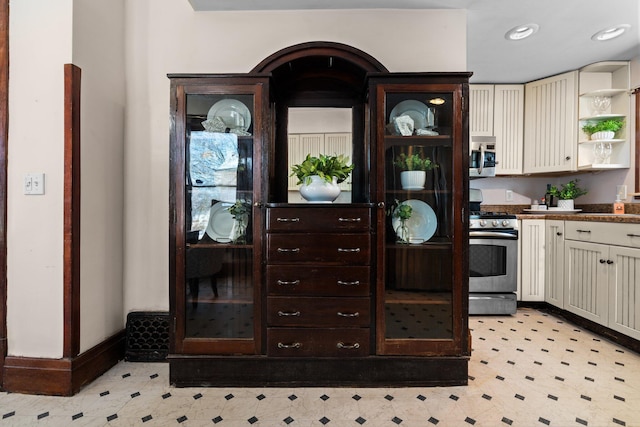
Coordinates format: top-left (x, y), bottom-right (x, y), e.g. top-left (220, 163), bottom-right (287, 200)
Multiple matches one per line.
top-left (188, 0), bottom-right (639, 84)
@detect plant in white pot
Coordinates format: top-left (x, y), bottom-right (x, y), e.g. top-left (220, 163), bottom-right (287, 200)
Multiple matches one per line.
top-left (393, 152), bottom-right (438, 190)
top-left (548, 179), bottom-right (588, 210)
top-left (290, 153), bottom-right (354, 203)
top-left (582, 118), bottom-right (624, 141)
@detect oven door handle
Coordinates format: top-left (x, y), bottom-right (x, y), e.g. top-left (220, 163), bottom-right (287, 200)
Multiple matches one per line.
top-left (469, 231), bottom-right (518, 239)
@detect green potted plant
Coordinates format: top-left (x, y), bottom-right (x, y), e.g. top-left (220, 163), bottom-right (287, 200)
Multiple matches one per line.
top-left (581, 118), bottom-right (624, 140)
top-left (228, 199), bottom-right (250, 243)
top-left (393, 152), bottom-right (438, 190)
top-left (548, 179), bottom-right (588, 210)
top-left (388, 199), bottom-right (413, 244)
top-left (290, 153), bottom-right (354, 202)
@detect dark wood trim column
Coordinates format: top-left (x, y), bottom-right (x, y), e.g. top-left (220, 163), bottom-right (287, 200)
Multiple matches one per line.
top-left (64, 64), bottom-right (82, 357)
top-left (0, 0), bottom-right (9, 386)
top-left (634, 87), bottom-right (639, 200)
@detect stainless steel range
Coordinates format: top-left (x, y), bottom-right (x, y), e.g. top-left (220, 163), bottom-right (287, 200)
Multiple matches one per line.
top-left (468, 189), bottom-right (518, 315)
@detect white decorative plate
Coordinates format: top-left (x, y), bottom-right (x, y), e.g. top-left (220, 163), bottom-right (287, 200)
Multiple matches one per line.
top-left (389, 100), bottom-right (434, 130)
top-left (392, 199), bottom-right (438, 243)
top-left (207, 99), bottom-right (251, 131)
top-left (205, 202), bottom-right (234, 242)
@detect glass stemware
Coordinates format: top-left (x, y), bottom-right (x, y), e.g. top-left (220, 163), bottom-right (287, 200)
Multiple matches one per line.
top-left (591, 96), bottom-right (611, 116)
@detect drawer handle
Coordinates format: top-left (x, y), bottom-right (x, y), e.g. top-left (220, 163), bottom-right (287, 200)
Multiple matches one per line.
top-left (337, 342), bottom-right (360, 349)
top-left (277, 279), bottom-right (300, 286)
top-left (627, 233), bottom-right (640, 238)
top-left (276, 217), bottom-right (300, 222)
top-left (277, 248), bottom-right (300, 253)
top-left (338, 248), bottom-right (361, 253)
top-left (277, 342), bottom-right (302, 349)
top-left (577, 230), bottom-right (591, 234)
top-left (338, 217), bottom-right (362, 223)
top-left (599, 259), bottom-right (614, 265)
top-left (556, 232), bottom-right (563, 236)
top-left (337, 280), bottom-right (360, 286)
top-left (337, 311), bottom-right (360, 318)
top-left (277, 310), bottom-right (301, 317)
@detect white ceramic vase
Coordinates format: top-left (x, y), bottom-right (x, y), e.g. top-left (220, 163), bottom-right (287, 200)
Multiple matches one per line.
top-left (299, 175), bottom-right (341, 203)
top-left (400, 170), bottom-right (426, 190)
top-left (590, 131), bottom-right (615, 141)
top-left (557, 199), bottom-right (575, 210)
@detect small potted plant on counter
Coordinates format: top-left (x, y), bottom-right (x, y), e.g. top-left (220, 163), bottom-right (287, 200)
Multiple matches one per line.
top-left (290, 153), bottom-right (354, 203)
top-left (582, 118), bottom-right (624, 141)
top-left (393, 152), bottom-right (438, 190)
top-left (548, 179), bottom-right (588, 210)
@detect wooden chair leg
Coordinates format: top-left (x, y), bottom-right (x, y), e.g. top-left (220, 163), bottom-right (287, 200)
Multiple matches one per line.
top-left (210, 275), bottom-right (219, 297)
top-left (188, 278), bottom-right (199, 308)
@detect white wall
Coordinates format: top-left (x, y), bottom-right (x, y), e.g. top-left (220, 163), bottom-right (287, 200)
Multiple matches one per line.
top-left (7, 0), bottom-right (73, 358)
top-left (122, 2), bottom-right (467, 314)
top-left (73, 0), bottom-right (126, 353)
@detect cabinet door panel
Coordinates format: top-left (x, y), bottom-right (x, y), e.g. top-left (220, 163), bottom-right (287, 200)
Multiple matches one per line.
top-left (608, 246), bottom-right (640, 340)
top-left (519, 219), bottom-right (545, 301)
top-left (494, 85), bottom-right (524, 175)
top-left (545, 220), bottom-right (565, 307)
top-left (563, 240), bottom-right (608, 324)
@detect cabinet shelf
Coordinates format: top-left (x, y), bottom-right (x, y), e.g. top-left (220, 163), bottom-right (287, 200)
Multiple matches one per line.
top-left (579, 88), bottom-right (627, 98)
top-left (187, 242), bottom-right (253, 250)
top-left (578, 163), bottom-right (628, 171)
top-left (384, 135), bottom-right (451, 148)
top-left (386, 241), bottom-right (452, 250)
top-left (578, 138), bottom-right (624, 145)
top-left (579, 113), bottom-right (625, 121)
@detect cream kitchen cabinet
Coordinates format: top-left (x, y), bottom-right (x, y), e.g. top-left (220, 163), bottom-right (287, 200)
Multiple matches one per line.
top-left (577, 61), bottom-right (630, 170)
top-left (544, 220), bottom-right (564, 308)
top-left (470, 84), bottom-right (524, 175)
top-left (563, 221), bottom-right (640, 340)
top-left (524, 71), bottom-right (578, 174)
top-left (518, 219), bottom-right (545, 301)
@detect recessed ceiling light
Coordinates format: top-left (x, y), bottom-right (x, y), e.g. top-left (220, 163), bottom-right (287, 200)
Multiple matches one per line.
top-left (591, 24), bottom-right (630, 41)
top-left (505, 23), bottom-right (539, 41)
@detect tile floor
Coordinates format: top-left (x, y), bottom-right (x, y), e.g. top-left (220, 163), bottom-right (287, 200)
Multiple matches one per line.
top-left (1, 307), bottom-right (639, 426)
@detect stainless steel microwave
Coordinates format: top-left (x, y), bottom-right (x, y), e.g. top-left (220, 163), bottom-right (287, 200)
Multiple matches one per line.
top-left (470, 136), bottom-right (496, 178)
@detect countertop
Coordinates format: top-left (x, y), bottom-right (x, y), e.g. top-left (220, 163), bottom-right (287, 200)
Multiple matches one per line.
top-left (481, 203), bottom-right (640, 224)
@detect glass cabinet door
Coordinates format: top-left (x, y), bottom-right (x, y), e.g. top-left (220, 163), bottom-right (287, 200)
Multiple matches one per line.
top-left (372, 79), bottom-right (468, 356)
top-left (170, 78), bottom-right (267, 355)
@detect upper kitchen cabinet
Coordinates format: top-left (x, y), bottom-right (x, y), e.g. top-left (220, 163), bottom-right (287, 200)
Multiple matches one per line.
top-left (524, 71), bottom-right (578, 174)
top-left (470, 85), bottom-right (524, 175)
top-left (576, 61), bottom-right (630, 170)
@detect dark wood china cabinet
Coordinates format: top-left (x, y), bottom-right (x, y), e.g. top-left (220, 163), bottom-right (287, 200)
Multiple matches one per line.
top-left (169, 42), bottom-right (470, 387)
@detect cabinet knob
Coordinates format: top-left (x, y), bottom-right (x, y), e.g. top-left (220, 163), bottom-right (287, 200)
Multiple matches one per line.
top-left (556, 232), bottom-right (563, 236)
top-left (599, 259), bottom-right (606, 264)
top-left (377, 202), bottom-right (385, 209)
top-left (607, 259), bottom-right (614, 265)
top-left (565, 156), bottom-right (571, 161)
top-left (253, 202), bottom-right (263, 208)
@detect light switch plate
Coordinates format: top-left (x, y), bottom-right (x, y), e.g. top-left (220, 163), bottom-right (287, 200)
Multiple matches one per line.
top-left (24, 173), bottom-right (45, 195)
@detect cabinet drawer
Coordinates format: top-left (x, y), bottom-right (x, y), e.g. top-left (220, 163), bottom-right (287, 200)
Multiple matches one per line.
top-left (565, 221), bottom-right (640, 248)
top-left (266, 207), bottom-right (371, 232)
top-left (267, 266), bottom-right (370, 296)
top-left (267, 297), bottom-right (370, 327)
top-left (267, 328), bottom-right (370, 357)
top-left (266, 234), bottom-right (371, 265)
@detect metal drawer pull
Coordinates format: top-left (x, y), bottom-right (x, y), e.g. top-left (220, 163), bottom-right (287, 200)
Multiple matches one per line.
top-left (556, 232), bottom-right (563, 236)
top-left (338, 248), bottom-right (361, 253)
top-left (627, 233), bottom-right (640, 238)
top-left (278, 342), bottom-right (302, 349)
top-left (338, 217), bottom-right (361, 222)
top-left (337, 311), bottom-right (360, 317)
top-left (277, 279), bottom-right (300, 286)
top-left (278, 310), bottom-right (301, 317)
top-left (337, 280), bottom-right (360, 286)
top-left (277, 247), bottom-right (300, 253)
top-left (337, 342), bottom-right (360, 349)
top-left (276, 217), bottom-right (300, 222)
top-left (576, 230), bottom-right (591, 233)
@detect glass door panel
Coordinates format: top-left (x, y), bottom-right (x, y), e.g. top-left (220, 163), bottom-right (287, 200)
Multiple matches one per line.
top-left (183, 92), bottom-right (255, 342)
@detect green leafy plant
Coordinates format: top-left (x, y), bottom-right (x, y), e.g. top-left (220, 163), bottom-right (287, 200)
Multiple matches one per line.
top-left (581, 118), bottom-right (624, 136)
top-left (290, 153), bottom-right (354, 185)
top-left (393, 152), bottom-right (438, 171)
top-left (228, 199), bottom-right (250, 219)
top-left (548, 180), bottom-right (588, 200)
top-left (390, 200), bottom-right (413, 220)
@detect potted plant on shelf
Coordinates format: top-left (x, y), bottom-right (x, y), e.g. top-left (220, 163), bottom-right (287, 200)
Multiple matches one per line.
top-left (228, 199), bottom-right (250, 243)
top-left (548, 179), bottom-right (588, 210)
top-left (389, 199), bottom-right (413, 244)
top-left (582, 118), bottom-right (624, 141)
top-left (290, 153), bottom-right (354, 203)
top-left (393, 152), bottom-right (438, 190)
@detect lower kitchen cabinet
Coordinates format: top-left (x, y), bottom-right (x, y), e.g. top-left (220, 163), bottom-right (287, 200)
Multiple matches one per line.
top-left (545, 220), bottom-right (565, 307)
top-left (563, 221), bottom-right (640, 341)
top-left (519, 219), bottom-right (545, 301)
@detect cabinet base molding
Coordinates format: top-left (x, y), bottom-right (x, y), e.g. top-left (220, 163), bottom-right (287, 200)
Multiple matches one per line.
top-left (520, 302), bottom-right (640, 354)
top-left (168, 355), bottom-right (469, 387)
top-left (2, 330), bottom-right (125, 396)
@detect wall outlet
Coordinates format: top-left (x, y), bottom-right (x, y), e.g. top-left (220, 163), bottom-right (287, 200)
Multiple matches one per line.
top-left (24, 173), bottom-right (45, 195)
top-left (505, 190), bottom-right (514, 202)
